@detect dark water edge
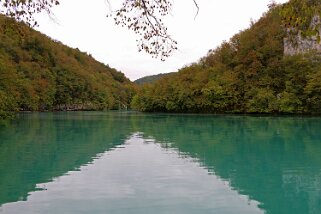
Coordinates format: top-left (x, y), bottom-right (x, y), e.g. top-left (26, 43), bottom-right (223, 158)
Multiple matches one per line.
top-left (2, 109), bottom-right (321, 120)
top-left (0, 111), bottom-right (321, 213)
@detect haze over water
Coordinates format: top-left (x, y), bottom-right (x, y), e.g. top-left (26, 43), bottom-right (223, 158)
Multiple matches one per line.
top-left (0, 112), bottom-right (320, 213)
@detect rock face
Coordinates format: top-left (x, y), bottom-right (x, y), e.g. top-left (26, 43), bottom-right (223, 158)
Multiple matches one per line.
top-left (284, 15), bottom-right (321, 55)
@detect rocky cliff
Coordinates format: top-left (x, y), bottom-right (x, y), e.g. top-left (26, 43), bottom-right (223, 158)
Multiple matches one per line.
top-left (284, 15), bottom-right (321, 55)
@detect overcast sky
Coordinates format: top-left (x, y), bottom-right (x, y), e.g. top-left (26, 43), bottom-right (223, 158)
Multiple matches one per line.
top-left (35, 0), bottom-right (289, 80)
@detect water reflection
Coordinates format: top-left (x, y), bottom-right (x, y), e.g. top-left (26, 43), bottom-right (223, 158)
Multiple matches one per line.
top-left (1, 134), bottom-right (263, 214)
top-left (0, 112), bottom-right (132, 206)
top-left (0, 112), bottom-right (321, 214)
top-left (137, 115), bottom-right (321, 214)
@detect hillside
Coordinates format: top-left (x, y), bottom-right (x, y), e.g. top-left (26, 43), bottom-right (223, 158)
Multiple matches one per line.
top-left (134, 72), bottom-right (175, 85)
top-left (0, 16), bottom-right (135, 118)
top-left (132, 5), bottom-right (321, 114)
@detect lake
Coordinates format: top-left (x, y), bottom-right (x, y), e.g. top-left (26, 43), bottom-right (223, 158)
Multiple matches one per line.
top-left (0, 112), bottom-right (320, 214)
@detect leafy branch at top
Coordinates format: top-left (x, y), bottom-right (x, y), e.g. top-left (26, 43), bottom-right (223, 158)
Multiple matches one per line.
top-left (108, 0), bottom-right (177, 61)
top-left (0, 0), bottom-right (59, 27)
top-left (0, 0), bottom-right (201, 60)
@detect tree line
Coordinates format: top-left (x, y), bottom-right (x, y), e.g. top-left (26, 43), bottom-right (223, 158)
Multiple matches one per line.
top-left (0, 15), bottom-right (135, 119)
top-left (132, 5), bottom-right (321, 114)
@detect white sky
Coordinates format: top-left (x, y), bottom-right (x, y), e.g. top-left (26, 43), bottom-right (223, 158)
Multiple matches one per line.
top-left (35, 0), bottom-right (289, 80)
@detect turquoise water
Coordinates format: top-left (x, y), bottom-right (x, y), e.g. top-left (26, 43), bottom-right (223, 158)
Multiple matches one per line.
top-left (0, 112), bottom-right (320, 213)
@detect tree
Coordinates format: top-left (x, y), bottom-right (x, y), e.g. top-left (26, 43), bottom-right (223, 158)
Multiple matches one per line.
top-left (0, 0), bottom-right (199, 60)
top-left (131, 5), bottom-right (321, 114)
top-left (0, 0), bottom-right (59, 26)
top-left (1, 0), bottom-right (320, 60)
top-left (109, 0), bottom-right (177, 60)
top-left (280, 0), bottom-right (321, 41)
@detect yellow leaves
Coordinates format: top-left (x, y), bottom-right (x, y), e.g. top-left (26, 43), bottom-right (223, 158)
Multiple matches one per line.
top-left (281, 0), bottom-right (321, 38)
top-left (0, 15), bottom-right (135, 113)
top-left (134, 4), bottom-right (321, 114)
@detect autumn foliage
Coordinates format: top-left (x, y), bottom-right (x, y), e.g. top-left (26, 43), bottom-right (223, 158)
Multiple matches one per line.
top-left (132, 6), bottom-right (321, 114)
top-left (0, 15), bottom-right (135, 118)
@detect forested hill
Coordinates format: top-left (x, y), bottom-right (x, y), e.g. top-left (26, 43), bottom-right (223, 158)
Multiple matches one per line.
top-left (0, 15), bottom-right (135, 118)
top-left (134, 72), bottom-right (175, 85)
top-left (132, 5), bottom-right (321, 114)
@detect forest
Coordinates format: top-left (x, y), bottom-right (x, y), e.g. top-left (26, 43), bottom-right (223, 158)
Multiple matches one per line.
top-left (134, 73), bottom-right (175, 85)
top-left (0, 15), bottom-right (135, 119)
top-left (132, 5), bottom-right (321, 114)
top-left (1, 1), bottom-right (321, 119)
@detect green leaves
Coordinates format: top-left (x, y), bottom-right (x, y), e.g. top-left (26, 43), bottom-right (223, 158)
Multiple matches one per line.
top-left (281, 0), bottom-right (321, 42)
top-left (134, 4), bottom-right (321, 114)
top-left (0, 15), bottom-right (136, 118)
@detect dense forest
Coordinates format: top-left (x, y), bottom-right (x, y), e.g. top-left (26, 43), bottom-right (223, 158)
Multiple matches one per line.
top-left (134, 72), bottom-right (175, 85)
top-left (0, 15), bottom-right (135, 119)
top-left (132, 5), bottom-right (321, 114)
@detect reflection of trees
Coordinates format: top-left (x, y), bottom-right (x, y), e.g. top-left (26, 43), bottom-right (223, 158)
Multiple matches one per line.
top-left (1, 113), bottom-right (321, 213)
top-left (136, 115), bottom-right (321, 214)
top-left (0, 112), bottom-right (132, 206)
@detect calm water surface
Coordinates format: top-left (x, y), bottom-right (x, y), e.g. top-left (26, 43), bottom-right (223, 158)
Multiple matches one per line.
top-left (0, 112), bottom-right (320, 214)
